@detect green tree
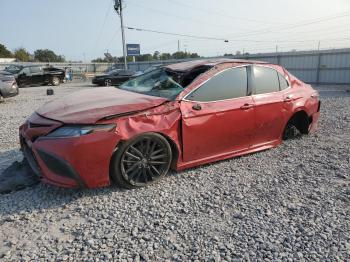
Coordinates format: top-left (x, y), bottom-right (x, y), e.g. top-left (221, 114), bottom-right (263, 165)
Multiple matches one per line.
top-left (189, 53), bottom-right (200, 58)
top-left (160, 53), bottom-right (171, 60)
top-left (153, 51), bottom-right (160, 60)
top-left (14, 48), bottom-right (31, 62)
top-left (172, 51), bottom-right (187, 59)
top-left (34, 49), bottom-right (65, 62)
top-left (0, 43), bottom-right (13, 58)
top-left (171, 51), bottom-right (200, 59)
top-left (91, 57), bottom-right (108, 63)
top-left (135, 54), bottom-right (153, 62)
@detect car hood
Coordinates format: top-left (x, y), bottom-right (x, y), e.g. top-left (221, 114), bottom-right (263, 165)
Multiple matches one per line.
top-left (36, 87), bottom-right (168, 124)
top-left (94, 74), bottom-right (109, 78)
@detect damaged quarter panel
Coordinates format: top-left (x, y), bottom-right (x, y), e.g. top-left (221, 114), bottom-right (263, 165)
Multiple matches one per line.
top-left (99, 101), bottom-right (183, 167)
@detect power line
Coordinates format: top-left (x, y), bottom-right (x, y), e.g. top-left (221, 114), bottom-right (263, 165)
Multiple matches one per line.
top-left (229, 11), bottom-right (350, 39)
top-left (126, 26), bottom-right (230, 42)
top-left (127, 0), bottom-right (252, 32)
top-left (127, 26), bottom-right (350, 44)
top-left (92, 0), bottom-right (113, 57)
top-left (165, 0), bottom-right (291, 25)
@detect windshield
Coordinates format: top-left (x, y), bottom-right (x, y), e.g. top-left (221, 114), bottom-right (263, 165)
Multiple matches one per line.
top-left (119, 68), bottom-right (184, 100)
top-left (4, 65), bottom-right (22, 74)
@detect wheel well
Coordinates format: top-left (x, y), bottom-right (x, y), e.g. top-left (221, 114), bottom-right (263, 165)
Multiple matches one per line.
top-left (161, 134), bottom-right (179, 169)
top-left (287, 110), bottom-right (310, 134)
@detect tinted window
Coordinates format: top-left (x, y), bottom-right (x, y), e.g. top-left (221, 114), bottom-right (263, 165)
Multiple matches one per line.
top-left (30, 67), bottom-right (41, 73)
top-left (186, 67), bottom-right (247, 102)
top-left (20, 68), bottom-right (30, 75)
top-left (278, 72), bottom-right (289, 90)
top-left (119, 70), bottom-right (135, 76)
top-left (252, 66), bottom-right (280, 95)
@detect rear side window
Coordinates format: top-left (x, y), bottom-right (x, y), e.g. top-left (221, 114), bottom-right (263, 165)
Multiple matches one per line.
top-left (120, 70), bottom-right (135, 76)
top-left (30, 67), bottom-right (41, 73)
top-left (252, 66), bottom-right (280, 95)
top-left (186, 67), bottom-right (247, 102)
top-left (278, 73), bottom-right (289, 90)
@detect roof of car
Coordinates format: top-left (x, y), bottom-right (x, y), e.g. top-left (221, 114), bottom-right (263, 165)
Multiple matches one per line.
top-left (165, 58), bottom-right (268, 72)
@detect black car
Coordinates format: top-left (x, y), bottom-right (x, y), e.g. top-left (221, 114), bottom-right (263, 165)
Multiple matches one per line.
top-left (92, 69), bottom-right (138, 86)
top-left (0, 72), bottom-right (19, 100)
top-left (4, 65), bottom-right (65, 87)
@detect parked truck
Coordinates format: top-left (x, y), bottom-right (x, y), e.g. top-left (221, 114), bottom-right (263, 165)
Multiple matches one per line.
top-left (3, 65), bottom-right (65, 87)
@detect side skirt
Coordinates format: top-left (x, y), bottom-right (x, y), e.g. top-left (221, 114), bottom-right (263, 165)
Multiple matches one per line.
top-left (175, 139), bottom-right (281, 171)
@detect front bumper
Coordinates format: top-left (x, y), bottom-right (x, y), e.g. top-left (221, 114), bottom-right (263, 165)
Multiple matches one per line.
top-left (20, 119), bottom-right (120, 189)
top-left (92, 78), bottom-right (103, 85)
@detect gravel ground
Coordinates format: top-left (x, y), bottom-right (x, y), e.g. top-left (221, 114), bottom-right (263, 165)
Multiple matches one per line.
top-left (0, 84), bottom-right (349, 261)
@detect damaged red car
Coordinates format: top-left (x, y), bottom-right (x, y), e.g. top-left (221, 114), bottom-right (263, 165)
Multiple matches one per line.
top-left (19, 59), bottom-right (321, 189)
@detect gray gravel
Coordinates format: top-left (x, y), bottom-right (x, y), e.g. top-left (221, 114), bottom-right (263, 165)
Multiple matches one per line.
top-left (0, 84), bottom-right (349, 261)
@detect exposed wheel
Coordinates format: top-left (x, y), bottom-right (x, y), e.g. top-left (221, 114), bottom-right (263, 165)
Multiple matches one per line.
top-left (283, 111), bottom-right (310, 140)
top-left (283, 123), bottom-right (300, 140)
top-left (104, 79), bottom-right (112, 86)
top-left (51, 76), bottom-right (60, 86)
top-left (111, 133), bottom-right (172, 189)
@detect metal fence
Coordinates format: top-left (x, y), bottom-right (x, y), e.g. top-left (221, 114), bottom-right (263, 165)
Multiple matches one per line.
top-left (1, 48), bottom-right (350, 85)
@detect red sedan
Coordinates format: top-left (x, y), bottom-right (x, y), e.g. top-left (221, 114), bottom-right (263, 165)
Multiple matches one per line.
top-left (19, 59), bottom-right (321, 189)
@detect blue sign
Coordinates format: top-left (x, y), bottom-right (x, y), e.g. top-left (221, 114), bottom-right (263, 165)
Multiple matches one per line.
top-left (126, 44), bottom-right (141, 56)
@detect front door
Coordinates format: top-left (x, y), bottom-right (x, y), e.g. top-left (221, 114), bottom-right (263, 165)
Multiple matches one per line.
top-left (180, 66), bottom-right (255, 162)
top-left (17, 67), bottom-right (30, 87)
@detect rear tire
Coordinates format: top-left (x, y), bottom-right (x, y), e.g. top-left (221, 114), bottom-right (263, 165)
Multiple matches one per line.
top-left (110, 133), bottom-right (172, 189)
top-left (104, 79), bottom-right (112, 86)
top-left (51, 76), bottom-right (60, 86)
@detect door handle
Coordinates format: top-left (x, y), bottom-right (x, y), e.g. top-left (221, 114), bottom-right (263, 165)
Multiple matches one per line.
top-left (284, 96), bottom-right (293, 102)
top-left (192, 104), bottom-right (202, 111)
top-left (240, 103), bottom-right (254, 110)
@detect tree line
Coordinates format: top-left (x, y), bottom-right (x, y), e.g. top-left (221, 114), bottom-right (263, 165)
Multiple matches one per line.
top-left (92, 51), bottom-right (200, 63)
top-left (0, 43), bottom-right (65, 62)
top-left (1, 42), bottom-right (201, 63)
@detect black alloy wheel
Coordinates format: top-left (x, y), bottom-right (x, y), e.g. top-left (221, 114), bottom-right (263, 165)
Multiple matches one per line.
top-left (105, 79), bottom-right (112, 86)
top-left (111, 133), bottom-right (172, 189)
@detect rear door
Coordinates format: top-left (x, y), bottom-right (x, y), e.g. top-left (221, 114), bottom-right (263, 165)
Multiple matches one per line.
top-left (180, 66), bottom-right (255, 162)
top-left (250, 66), bottom-right (285, 146)
top-left (29, 66), bottom-right (44, 85)
top-left (113, 70), bottom-right (134, 85)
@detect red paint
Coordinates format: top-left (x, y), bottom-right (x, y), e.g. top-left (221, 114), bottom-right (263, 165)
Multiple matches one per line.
top-left (19, 59), bottom-right (321, 188)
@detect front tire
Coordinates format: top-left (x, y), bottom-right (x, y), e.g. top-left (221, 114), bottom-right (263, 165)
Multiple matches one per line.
top-left (110, 133), bottom-right (172, 189)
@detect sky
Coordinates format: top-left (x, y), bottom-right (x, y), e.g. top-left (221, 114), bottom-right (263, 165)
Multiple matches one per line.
top-left (1, 0), bottom-right (350, 61)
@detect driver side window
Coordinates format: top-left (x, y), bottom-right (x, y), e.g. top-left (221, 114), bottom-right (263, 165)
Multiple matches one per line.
top-left (186, 67), bottom-right (248, 102)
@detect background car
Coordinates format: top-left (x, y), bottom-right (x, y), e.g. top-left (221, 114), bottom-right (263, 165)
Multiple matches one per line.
top-left (20, 59), bottom-right (320, 190)
top-left (0, 72), bottom-right (19, 100)
top-left (92, 69), bottom-right (138, 86)
top-left (3, 65), bottom-right (65, 87)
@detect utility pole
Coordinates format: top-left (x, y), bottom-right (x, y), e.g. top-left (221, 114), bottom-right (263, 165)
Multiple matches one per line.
top-left (114, 0), bottom-right (128, 70)
top-left (318, 41), bottom-right (321, 51)
top-left (276, 45), bottom-right (278, 53)
top-left (177, 40), bottom-right (180, 52)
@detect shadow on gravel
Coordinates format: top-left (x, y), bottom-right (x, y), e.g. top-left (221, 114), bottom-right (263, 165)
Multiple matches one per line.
top-left (0, 160), bottom-right (40, 194)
